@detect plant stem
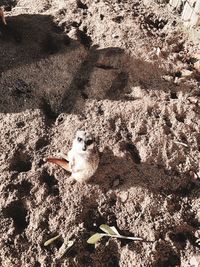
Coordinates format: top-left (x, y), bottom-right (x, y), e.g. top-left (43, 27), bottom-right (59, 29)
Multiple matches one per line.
top-left (102, 233), bottom-right (143, 241)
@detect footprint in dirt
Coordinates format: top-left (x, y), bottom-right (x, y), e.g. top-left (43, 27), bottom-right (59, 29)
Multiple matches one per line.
top-left (2, 200), bottom-right (28, 234)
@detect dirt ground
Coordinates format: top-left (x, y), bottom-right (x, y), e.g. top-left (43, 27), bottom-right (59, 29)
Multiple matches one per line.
top-left (0, 0), bottom-right (200, 266)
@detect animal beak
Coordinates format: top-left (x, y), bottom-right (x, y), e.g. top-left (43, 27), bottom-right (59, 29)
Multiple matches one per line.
top-left (82, 145), bottom-right (87, 151)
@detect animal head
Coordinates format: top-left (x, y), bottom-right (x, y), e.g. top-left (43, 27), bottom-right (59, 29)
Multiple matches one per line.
top-left (73, 130), bottom-right (95, 154)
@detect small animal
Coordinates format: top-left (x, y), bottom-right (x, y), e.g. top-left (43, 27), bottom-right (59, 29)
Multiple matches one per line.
top-left (45, 130), bottom-right (99, 183)
top-left (0, 7), bottom-right (7, 25)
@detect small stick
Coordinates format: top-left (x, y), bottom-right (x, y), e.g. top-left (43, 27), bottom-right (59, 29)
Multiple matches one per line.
top-left (0, 7), bottom-right (7, 25)
top-left (173, 140), bottom-right (188, 147)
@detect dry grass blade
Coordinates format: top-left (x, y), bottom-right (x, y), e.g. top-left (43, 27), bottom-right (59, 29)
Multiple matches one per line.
top-left (44, 235), bottom-right (60, 246)
top-left (87, 224), bottom-right (143, 245)
top-left (87, 233), bottom-right (104, 244)
top-left (57, 240), bottom-right (74, 259)
top-left (100, 224), bottom-right (118, 235)
top-left (173, 140), bottom-right (188, 147)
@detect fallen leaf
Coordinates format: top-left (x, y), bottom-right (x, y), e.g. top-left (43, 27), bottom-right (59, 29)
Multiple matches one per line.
top-left (110, 226), bottom-right (120, 235)
top-left (87, 233), bottom-right (103, 244)
top-left (100, 224), bottom-right (118, 235)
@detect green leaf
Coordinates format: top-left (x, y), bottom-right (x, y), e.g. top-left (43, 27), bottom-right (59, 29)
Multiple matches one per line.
top-left (100, 224), bottom-right (118, 236)
top-left (87, 233), bottom-right (103, 244)
top-left (44, 235), bottom-right (60, 246)
top-left (110, 226), bottom-right (120, 235)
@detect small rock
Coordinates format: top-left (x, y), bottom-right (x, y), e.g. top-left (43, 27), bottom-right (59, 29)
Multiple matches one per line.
top-left (188, 96), bottom-right (198, 104)
top-left (153, 47), bottom-right (162, 57)
top-left (68, 29), bottom-right (79, 40)
top-left (131, 86), bottom-right (144, 98)
top-left (181, 69), bottom-right (192, 77)
top-left (174, 77), bottom-right (180, 84)
top-left (119, 192), bottom-right (129, 203)
top-left (195, 229), bottom-right (200, 239)
top-left (190, 255), bottom-right (200, 267)
top-left (162, 75), bottom-right (173, 82)
top-left (194, 60), bottom-right (200, 72)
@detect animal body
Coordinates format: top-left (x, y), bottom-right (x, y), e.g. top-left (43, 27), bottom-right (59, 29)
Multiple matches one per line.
top-left (45, 130), bottom-right (99, 183)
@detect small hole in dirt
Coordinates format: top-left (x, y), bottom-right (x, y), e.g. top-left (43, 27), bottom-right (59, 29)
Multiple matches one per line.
top-left (4, 1), bottom-right (18, 11)
top-left (109, 195), bottom-right (117, 206)
top-left (52, 187), bottom-right (60, 196)
top-left (162, 255), bottom-right (181, 267)
top-left (9, 151), bottom-right (32, 172)
top-left (77, 30), bottom-right (92, 48)
top-left (83, 208), bottom-right (105, 232)
top-left (41, 171), bottom-right (59, 195)
top-left (16, 121), bottom-right (25, 128)
top-left (76, 0), bottom-right (88, 9)
top-left (42, 171), bottom-right (57, 187)
top-left (71, 21), bottom-right (80, 27)
top-left (170, 92), bottom-right (178, 99)
top-left (3, 201), bottom-right (28, 234)
top-left (169, 232), bottom-right (187, 243)
top-left (34, 261), bottom-right (41, 267)
top-left (100, 14), bottom-right (104, 20)
top-left (180, 133), bottom-right (188, 144)
top-left (81, 92), bottom-right (88, 99)
top-left (175, 71), bottom-right (182, 78)
top-left (176, 114), bottom-right (185, 123)
top-left (163, 117), bottom-right (172, 128)
top-left (144, 14), bottom-right (168, 31)
top-left (35, 137), bottom-right (49, 151)
top-left (97, 105), bottom-right (104, 115)
top-left (54, 239), bottom-right (63, 250)
top-left (56, 115), bottom-right (64, 124)
top-left (187, 217), bottom-right (200, 229)
top-left (112, 16), bottom-right (124, 23)
top-left (40, 98), bottom-right (58, 125)
top-left (95, 63), bottom-right (115, 70)
top-left (125, 143), bottom-right (141, 164)
top-left (18, 180), bottom-right (32, 196)
top-left (175, 182), bottom-right (195, 197)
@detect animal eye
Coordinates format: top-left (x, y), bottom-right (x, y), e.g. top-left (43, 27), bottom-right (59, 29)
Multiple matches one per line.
top-left (86, 139), bottom-right (93, 146)
top-left (77, 137), bottom-right (82, 142)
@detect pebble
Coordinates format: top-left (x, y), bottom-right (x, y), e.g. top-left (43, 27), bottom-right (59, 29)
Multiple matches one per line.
top-left (119, 192), bottom-right (129, 203)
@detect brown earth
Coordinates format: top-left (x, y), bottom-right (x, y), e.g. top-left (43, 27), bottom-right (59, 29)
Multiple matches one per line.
top-left (0, 0), bottom-right (200, 266)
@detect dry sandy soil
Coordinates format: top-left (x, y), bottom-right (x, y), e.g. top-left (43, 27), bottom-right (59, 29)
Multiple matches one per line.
top-left (0, 0), bottom-right (200, 266)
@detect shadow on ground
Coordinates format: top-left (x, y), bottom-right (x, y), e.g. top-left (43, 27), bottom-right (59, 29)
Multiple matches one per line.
top-left (0, 13), bottom-right (178, 116)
